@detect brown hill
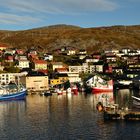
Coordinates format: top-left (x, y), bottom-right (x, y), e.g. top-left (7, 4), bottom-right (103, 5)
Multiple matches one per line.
top-left (0, 24), bottom-right (140, 53)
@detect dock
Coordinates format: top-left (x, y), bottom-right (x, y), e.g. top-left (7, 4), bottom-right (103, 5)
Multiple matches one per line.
top-left (104, 109), bottom-right (140, 121)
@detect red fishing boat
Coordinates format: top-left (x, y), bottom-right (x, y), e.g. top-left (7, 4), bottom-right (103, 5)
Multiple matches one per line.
top-left (92, 77), bottom-right (113, 94)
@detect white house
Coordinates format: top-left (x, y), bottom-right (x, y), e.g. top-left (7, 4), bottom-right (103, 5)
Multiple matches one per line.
top-left (0, 72), bottom-right (27, 85)
top-left (16, 60), bottom-right (30, 69)
top-left (67, 72), bottom-right (81, 83)
top-left (44, 54), bottom-right (53, 61)
top-left (67, 50), bottom-right (76, 55)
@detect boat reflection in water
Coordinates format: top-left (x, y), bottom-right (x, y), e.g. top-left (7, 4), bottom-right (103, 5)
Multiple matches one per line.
top-left (93, 92), bottom-right (114, 110)
top-left (93, 88), bottom-right (139, 111)
top-left (0, 100), bottom-right (26, 126)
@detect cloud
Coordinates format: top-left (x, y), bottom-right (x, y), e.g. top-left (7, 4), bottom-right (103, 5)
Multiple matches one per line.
top-left (0, 0), bottom-right (119, 25)
top-left (0, 13), bottom-right (42, 25)
top-left (0, 0), bottom-right (118, 14)
top-left (50, 0), bottom-right (119, 12)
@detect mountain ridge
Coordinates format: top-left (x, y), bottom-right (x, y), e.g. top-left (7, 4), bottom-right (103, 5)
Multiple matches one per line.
top-left (0, 24), bottom-right (140, 53)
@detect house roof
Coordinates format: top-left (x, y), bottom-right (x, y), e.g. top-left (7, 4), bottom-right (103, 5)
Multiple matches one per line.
top-left (0, 44), bottom-right (8, 48)
top-left (18, 60), bottom-right (29, 62)
top-left (51, 62), bottom-right (63, 65)
top-left (55, 68), bottom-right (68, 72)
top-left (16, 49), bottom-right (24, 54)
top-left (33, 60), bottom-right (47, 64)
top-left (7, 56), bottom-right (14, 60)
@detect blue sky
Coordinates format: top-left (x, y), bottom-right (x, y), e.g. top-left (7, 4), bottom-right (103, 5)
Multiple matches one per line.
top-left (0, 0), bottom-right (140, 30)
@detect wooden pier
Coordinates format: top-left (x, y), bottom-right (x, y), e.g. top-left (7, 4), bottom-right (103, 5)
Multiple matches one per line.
top-left (104, 109), bottom-right (140, 121)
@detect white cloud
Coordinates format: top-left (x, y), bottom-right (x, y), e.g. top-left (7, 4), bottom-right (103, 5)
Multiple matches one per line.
top-left (0, 0), bottom-right (119, 25)
top-left (50, 0), bottom-right (118, 12)
top-left (0, 0), bottom-right (118, 14)
top-left (0, 13), bottom-right (42, 25)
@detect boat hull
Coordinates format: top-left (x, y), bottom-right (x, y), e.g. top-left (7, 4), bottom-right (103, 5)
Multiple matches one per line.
top-left (92, 87), bottom-right (113, 93)
top-left (0, 89), bottom-right (27, 101)
top-left (71, 88), bottom-right (78, 95)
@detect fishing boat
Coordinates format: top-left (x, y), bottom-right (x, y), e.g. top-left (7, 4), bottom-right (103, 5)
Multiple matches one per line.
top-left (0, 85), bottom-right (26, 101)
top-left (0, 77), bottom-right (27, 101)
top-left (92, 76), bottom-right (113, 93)
top-left (92, 84), bottom-right (113, 93)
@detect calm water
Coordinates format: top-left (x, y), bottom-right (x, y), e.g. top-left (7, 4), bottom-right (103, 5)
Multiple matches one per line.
top-left (0, 90), bottom-right (140, 140)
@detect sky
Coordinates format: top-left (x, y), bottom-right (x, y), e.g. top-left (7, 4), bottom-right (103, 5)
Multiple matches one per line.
top-left (0, 0), bottom-right (140, 30)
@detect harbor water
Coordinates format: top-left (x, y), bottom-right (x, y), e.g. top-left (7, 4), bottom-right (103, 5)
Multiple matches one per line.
top-left (0, 89), bottom-right (140, 140)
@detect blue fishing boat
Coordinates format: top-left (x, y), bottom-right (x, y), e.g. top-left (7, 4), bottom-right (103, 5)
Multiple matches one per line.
top-left (0, 81), bottom-right (27, 101)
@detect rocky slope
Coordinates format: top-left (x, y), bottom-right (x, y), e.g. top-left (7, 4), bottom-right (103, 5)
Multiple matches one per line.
top-left (0, 24), bottom-right (140, 53)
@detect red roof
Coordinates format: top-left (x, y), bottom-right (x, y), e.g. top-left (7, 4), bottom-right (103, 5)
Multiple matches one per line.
top-left (28, 54), bottom-right (38, 59)
top-left (0, 43), bottom-right (8, 47)
top-left (55, 68), bottom-right (68, 72)
top-left (16, 49), bottom-right (24, 54)
top-left (33, 60), bottom-right (47, 64)
top-left (7, 56), bottom-right (14, 60)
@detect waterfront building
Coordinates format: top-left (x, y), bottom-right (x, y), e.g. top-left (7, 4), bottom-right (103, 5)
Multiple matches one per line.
top-left (20, 74), bottom-right (49, 92)
top-left (50, 73), bottom-right (69, 86)
top-left (50, 78), bottom-right (61, 86)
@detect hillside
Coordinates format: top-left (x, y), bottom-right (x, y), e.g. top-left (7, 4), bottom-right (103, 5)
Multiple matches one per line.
top-left (0, 24), bottom-right (140, 53)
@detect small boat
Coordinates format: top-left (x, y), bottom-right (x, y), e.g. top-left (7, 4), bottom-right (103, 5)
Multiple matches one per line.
top-left (132, 96), bottom-right (140, 108)
top-left (71, 85), bottom-right (78, 95)
top-left (44, 91), bottom-right (52, 96)
top-left (0, 85), bottom-right (26, 101)
top-left (55, 88), bottom-right (63, 95)
top-left (66, 87), bottom-right (71, 94)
